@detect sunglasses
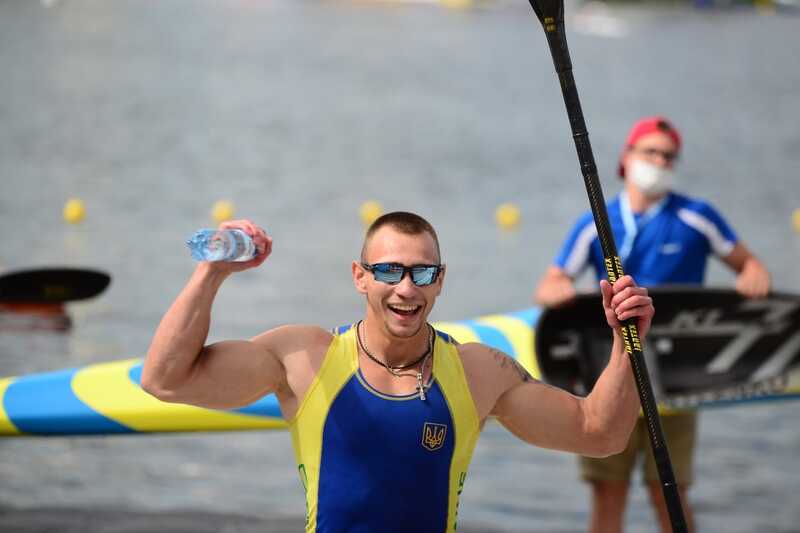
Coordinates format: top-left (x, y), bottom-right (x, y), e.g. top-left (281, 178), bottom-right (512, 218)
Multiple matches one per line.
top-left (361, 262), bottom-right (442, 287)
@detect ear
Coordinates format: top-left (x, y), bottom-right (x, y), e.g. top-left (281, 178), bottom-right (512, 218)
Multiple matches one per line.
top-left (352, 260), bottom-right (368, 294)
top-left (434, 264), bottom-right (446, 297)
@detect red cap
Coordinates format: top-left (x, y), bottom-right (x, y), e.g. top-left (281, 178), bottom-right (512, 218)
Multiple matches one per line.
top-left (618, 116), bottom-right (682, 178)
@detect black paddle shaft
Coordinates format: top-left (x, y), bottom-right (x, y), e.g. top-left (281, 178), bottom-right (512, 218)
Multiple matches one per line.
top-left (525, 2), bottom-right (688, 531)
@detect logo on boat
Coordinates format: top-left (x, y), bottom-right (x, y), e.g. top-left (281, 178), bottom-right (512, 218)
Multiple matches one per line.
top-left (422, 422), bottom-right (447, 451)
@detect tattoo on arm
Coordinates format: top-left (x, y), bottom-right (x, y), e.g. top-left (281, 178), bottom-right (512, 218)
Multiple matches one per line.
top-left (491, 349), bottom-right (533, 383)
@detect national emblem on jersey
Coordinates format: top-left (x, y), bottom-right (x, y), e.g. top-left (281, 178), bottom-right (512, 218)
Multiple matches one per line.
top-left (422, 422), bottom-right (448, 451)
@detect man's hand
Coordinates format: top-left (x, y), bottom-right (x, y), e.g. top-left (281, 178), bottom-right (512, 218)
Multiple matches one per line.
top-left (534, 266), bottom-right (578, 308)
top-left (724, 243), bottom-right (770, 299)
top-left (600, 275), bottom-right (654, 340)
top-left (735, 259), bottom-right (770, 299)
top-left (207, 219), bottom-right (272, 273)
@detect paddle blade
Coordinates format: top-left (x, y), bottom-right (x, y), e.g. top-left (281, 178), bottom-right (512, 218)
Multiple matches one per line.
top-left (0, 268), bottom-right (111, 303)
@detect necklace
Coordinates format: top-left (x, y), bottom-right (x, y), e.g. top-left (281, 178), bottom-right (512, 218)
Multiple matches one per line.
top-left (356, 320), bottom-right (434, 400)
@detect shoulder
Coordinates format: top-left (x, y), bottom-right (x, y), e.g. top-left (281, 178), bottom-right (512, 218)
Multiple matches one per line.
top-left (460, 343), bottom-right (533, 381)
top-left (456, 341), bottom-right (489, 365)
top-left (575, 209), bottom-right (597, 228)
top-left (669, 192), bottom-right (735, 232)
top-left (251, 324), bottom-right (333, 360)
top-left (455, 343), bottom-right (503, 420)
top-left (669, 192), bottom-right (722, 217)
top-left (456, 342), bottom-right (535, 418)
top-left (561, 210), bottom-right (599, 246)
top-left (457, 342), bottom-right (504, 376)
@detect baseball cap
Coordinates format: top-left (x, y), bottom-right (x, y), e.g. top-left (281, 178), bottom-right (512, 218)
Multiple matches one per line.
top-left (618, 116), bottom-right (682, 178)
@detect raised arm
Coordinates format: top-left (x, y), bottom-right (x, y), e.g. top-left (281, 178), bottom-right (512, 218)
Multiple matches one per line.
top-left (141, 220), bottom-right (288, 409)
top-left (481, 276), bottom-right (652, 457)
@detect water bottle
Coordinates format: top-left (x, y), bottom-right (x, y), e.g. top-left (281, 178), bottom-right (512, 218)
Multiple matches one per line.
top-left (186, 228), bottom-right (257, 262)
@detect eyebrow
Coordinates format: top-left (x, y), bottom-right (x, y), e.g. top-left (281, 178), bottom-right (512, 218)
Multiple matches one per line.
top-left (364, 261), bottom-right (441, 267)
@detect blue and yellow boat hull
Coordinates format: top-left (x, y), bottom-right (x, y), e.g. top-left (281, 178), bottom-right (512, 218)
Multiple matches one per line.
top-left (0, 309), bottom-right (541, 437)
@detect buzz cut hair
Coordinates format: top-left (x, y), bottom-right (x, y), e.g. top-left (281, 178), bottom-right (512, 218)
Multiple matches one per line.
top-left (360, 211), bottom-right (441, 264)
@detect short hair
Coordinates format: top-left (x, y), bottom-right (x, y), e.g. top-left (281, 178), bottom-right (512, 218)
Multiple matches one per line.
top-left (360, 211), bottom-right (441, 263)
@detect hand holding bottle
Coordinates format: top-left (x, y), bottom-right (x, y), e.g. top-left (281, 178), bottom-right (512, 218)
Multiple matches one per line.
top-left (186, 219), bottom-right (271, 272)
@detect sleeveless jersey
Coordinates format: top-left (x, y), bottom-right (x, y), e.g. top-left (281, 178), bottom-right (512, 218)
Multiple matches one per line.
top-left (288, 325), bottom-right (480, 533)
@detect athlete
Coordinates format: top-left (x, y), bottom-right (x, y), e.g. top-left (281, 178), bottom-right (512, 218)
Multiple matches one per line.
top-left (143, 211), bottom-right (655, 533)
top-left (534, 116), bottom-right (771, 533)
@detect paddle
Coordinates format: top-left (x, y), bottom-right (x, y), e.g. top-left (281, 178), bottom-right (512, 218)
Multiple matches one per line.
top-left (524, 1), bottom-right (688, 531)
top-left (0, 268), bottom-right (111, 303)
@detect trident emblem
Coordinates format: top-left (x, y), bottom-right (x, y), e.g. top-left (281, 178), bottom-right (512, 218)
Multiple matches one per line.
top-left (421, 422), bottom-right (447, 451)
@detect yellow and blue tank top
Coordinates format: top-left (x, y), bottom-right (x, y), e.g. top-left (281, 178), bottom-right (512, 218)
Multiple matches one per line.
top-left (289, 324), bottom-right (481, 533)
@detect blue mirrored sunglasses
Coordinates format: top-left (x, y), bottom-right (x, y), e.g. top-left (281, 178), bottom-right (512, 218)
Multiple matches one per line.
top-left (361, 262), bottom-right (442, 286)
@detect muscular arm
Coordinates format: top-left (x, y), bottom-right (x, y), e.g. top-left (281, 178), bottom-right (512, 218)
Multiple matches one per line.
top-left (483, 276), bottom-right (651, 457)
top-left (141, 263), bottom-right (287, 409)
top-left (722, 242), bottom-right (771, 298)
top-left (485, 333), bottom-right (636, 457)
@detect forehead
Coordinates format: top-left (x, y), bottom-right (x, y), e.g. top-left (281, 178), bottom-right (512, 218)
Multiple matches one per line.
top-left (632, 131), bottom-right (678, 151)
top-left (363, 226), bottom-right (439, 264)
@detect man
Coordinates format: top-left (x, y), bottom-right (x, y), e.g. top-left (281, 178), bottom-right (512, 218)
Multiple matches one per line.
top-left (534, 116), bottom-right (771, 533)
top-left (143, 211), bottom-right (654, 533)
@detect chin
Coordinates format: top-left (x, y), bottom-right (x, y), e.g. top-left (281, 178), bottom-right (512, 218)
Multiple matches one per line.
top-left (385, 315), bottom-right (426, 339)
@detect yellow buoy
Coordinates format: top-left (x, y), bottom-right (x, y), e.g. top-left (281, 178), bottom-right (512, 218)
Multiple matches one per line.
top-left (63, 198), bottom-right (86, 224)
top-left (211, 200), bottom-right (235, 224)
top-left (792, 208), bottom-right (800, 234)
top-left (495, 202), bottom-right (521, 230)
top-left (360, 201), bottom-right (383, 227)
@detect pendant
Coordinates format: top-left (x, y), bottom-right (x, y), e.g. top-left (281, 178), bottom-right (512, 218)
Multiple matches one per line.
top-left (417, 371), bottom-right (426, 401)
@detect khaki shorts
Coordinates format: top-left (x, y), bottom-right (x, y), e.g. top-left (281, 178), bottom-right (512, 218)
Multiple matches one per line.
top-left (579, 412), bottom-right (698, 485)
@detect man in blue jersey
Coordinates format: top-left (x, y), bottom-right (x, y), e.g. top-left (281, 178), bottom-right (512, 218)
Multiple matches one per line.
top-left (534, 116), bottom-right (771, 533)
top-left (143, 211), bottom-right (655, 533)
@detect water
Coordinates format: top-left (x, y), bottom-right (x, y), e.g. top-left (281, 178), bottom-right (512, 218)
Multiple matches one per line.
top-left (186, 229), bottom-right (257, 262)
top-left (1, 0), bottom-right (799, 531)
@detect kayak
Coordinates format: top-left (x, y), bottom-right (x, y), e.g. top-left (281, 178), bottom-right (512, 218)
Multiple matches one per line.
top-left (0, 309), bottom-right (540, 436)
top-left (4, 293), bottom-right (799, 437)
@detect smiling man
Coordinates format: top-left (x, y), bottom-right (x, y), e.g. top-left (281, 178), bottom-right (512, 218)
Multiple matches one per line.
top-left (143, 211), bottom-right (654, 533)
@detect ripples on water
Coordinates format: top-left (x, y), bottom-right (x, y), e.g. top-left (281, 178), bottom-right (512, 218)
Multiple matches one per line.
top-left (1, 0), bottom-right (799, 531)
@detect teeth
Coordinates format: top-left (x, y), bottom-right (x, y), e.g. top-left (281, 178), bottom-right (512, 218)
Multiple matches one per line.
top-left (389, 304), bottom-right (419, 311)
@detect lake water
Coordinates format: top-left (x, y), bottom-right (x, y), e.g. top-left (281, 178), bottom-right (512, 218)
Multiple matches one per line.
top-left (1, 0), bottom-right (799, 531)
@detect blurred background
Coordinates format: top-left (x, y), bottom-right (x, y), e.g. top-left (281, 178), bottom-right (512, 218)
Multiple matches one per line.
top-left (1, 0), bottom-right (798, 531)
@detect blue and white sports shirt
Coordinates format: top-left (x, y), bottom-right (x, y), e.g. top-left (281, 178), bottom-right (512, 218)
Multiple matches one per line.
top-left (555, 192), bottom-right (738, 285)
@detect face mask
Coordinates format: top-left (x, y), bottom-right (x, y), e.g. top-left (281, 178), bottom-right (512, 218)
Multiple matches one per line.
top-left (628, 159), bottom-right (673, 197)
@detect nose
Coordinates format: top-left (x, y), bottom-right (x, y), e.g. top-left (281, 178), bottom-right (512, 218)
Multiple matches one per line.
top-left (393, 272), bottom-right (419, 295)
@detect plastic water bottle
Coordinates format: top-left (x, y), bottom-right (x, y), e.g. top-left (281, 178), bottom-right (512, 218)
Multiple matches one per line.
top-left (186, 229), bottom-right (257, 262)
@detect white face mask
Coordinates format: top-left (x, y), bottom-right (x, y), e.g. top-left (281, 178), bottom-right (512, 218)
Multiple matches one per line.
top-left (628, 159), bottom-right (673, 197)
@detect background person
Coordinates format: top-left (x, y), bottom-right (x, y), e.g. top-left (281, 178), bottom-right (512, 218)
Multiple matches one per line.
top-left (534, 116), bottom-right (771, 533)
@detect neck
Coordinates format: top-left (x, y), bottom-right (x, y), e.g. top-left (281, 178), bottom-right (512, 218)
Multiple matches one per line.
top-left (359, 318), bottom-right (431, 367)
top-left (624, 183), bottom-right (667, 213)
